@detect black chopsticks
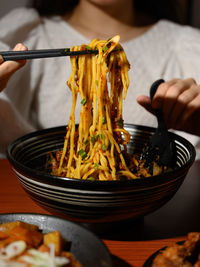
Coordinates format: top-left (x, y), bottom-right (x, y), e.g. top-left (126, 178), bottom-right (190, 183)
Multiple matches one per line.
top-left (0, 48), bottom-right (119, 61)
top-left (0, 48), bottom-right (100, 61)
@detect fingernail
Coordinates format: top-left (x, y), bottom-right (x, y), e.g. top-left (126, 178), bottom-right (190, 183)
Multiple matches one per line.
top-left (14, 43), bottom-right (27, 51)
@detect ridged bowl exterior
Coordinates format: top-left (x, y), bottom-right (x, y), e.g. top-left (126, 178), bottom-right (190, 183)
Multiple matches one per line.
top-left (7, 124), bottom-right (196, 223)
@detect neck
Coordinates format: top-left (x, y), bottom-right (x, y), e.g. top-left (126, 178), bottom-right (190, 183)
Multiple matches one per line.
top-left (64, 0), bottom-right (152, 42)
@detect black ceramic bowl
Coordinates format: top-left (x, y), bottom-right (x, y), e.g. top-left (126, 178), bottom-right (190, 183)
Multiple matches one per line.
top-left (7, 124), bottom-right (196, 224)
top-left (0, 213), bottom-right (112, 267)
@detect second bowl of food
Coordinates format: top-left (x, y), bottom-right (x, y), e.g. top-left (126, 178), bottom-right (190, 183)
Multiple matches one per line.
top-left (7, 124), bottom-right (195, 224)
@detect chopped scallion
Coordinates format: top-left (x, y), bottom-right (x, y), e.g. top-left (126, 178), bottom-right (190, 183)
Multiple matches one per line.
top-left (102, 116), bottom-right (106, 124)
top-left (100, 134), bottom-right (104, 139)
top-left (94, 163), bottom-right (99, 170)
top-left (85, 45), bottom-right (92, 50)
top-left (102, 144), bottom-right (107, 151)
top-left (117, 118), bottom-right (123, 127)
top-left (78, 149), bottom-right (87, 160)
top-left (84, 139), bottom-right (89, 145)
top-left (88, 177), bottom-right (95, 181)
top-left (81, 98), bottom-right (87, 106)
top-left (102, 45), bottom-right (108, 52)
top-left (91, 135), bottom-right (99, 144)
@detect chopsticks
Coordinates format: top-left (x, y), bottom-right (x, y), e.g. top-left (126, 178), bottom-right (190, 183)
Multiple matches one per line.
top-left (0, 48), bottom-right (119, 61)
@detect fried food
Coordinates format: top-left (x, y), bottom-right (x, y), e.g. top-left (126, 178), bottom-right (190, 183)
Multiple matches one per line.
top-left (152, 232), bottom-right (200, 267)
top-left (0, 220), bottom-right (82, 267)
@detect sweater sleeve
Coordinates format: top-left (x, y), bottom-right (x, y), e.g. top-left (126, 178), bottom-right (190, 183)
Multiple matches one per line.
top-left (0, 7), bottom-right (41, 157)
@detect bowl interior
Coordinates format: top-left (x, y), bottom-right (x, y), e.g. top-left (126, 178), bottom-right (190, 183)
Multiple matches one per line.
top-left (7, 124), bottom-right (196, 183)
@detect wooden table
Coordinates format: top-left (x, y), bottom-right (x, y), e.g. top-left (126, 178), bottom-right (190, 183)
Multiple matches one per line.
top-left (1, 158), bottom-right (200, 267)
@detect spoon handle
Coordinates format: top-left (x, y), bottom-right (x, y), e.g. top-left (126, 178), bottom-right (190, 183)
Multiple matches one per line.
top-left (150, 79), bottom-right (167, 131)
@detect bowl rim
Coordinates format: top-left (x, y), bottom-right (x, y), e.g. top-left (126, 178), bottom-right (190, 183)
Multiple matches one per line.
top-left (7, 124), bottom-right (196, 187)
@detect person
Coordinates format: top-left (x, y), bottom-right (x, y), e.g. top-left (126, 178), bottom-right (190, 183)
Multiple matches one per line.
top-left (1, 0), bottom-right (200, 159)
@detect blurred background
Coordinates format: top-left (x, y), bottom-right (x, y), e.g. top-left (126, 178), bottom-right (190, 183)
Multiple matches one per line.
top-left (0, 0), bottom-right (200, 28)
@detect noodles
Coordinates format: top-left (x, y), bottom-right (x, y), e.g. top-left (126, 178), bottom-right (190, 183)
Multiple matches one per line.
top-left (49, 35), bottom-right (138, 181)
top-left (50, 35), bottom-right (164, 180)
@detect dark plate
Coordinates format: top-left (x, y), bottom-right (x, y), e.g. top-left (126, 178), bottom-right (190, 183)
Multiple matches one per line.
top-left (0, 213), bottom-right (113, 267)
top-left (143, 241), bottom-right (185, 267)
top-left (143, 246), bottom-right (166, 267)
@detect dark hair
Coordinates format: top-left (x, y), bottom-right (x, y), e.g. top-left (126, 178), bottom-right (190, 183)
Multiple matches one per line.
top-left (31, 0), bottom-right (192, 25)
top-left (134, 0), bottom-right (192, 25)
top-left (31, 0), bottom-right (79, 16)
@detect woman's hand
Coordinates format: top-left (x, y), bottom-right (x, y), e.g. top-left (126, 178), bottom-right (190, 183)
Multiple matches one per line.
top-left (137, 78), bottom-right (200, 136)
top-left (0, 43), bottom-right (27, 92)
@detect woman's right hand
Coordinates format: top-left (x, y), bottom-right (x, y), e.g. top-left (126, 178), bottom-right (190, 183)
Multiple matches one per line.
top-left (0, 43), bottom-right (27, 92)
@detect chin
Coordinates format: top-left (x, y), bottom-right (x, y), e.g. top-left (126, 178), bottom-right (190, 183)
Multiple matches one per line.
top-left (88, 0), bottom-right (127, 7)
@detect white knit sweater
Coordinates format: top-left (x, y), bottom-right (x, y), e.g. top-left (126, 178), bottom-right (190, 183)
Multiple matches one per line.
top-left (1, 7), bottom-right (200, 157)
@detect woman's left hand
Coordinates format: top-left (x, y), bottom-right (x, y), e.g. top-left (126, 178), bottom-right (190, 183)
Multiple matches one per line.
top-left (137, 78), bottom-right (200, 136)
top-left (0, 43), bottom-right (27, 92)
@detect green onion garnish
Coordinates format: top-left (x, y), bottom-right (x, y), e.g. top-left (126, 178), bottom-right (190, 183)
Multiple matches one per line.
top-left (85, 45), bottom-right (92, 50)
top-left (102, 144), bottom-right (107, 151)
top-left (84, 139), bottom-right (89, 145)
top-left (102, 46), bottom-right (108, 53)
top-left (88, 177), bottom-right (95, 181)
top-left (117, 118), bottom-right (123, 127)
top-left (81, 98), bottom-right (87, 106)
top-left (78, 149), bottom-right (87, 160)
top-left (100, 134), bottom-right (104, 139)
top-left (91, 135), bottom-right (99, 144)
top-left (91, 136), bottom-right (96, 144)
top-left (94, 163), bottom-right (99, 170)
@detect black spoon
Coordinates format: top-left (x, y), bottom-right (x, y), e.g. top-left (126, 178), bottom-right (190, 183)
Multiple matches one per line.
top-left (140, 79), bottom-right (177, 174)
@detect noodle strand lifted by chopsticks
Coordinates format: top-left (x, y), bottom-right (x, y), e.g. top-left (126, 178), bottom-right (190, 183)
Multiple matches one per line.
top-left (56, 35), bottom-right (137, 180)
